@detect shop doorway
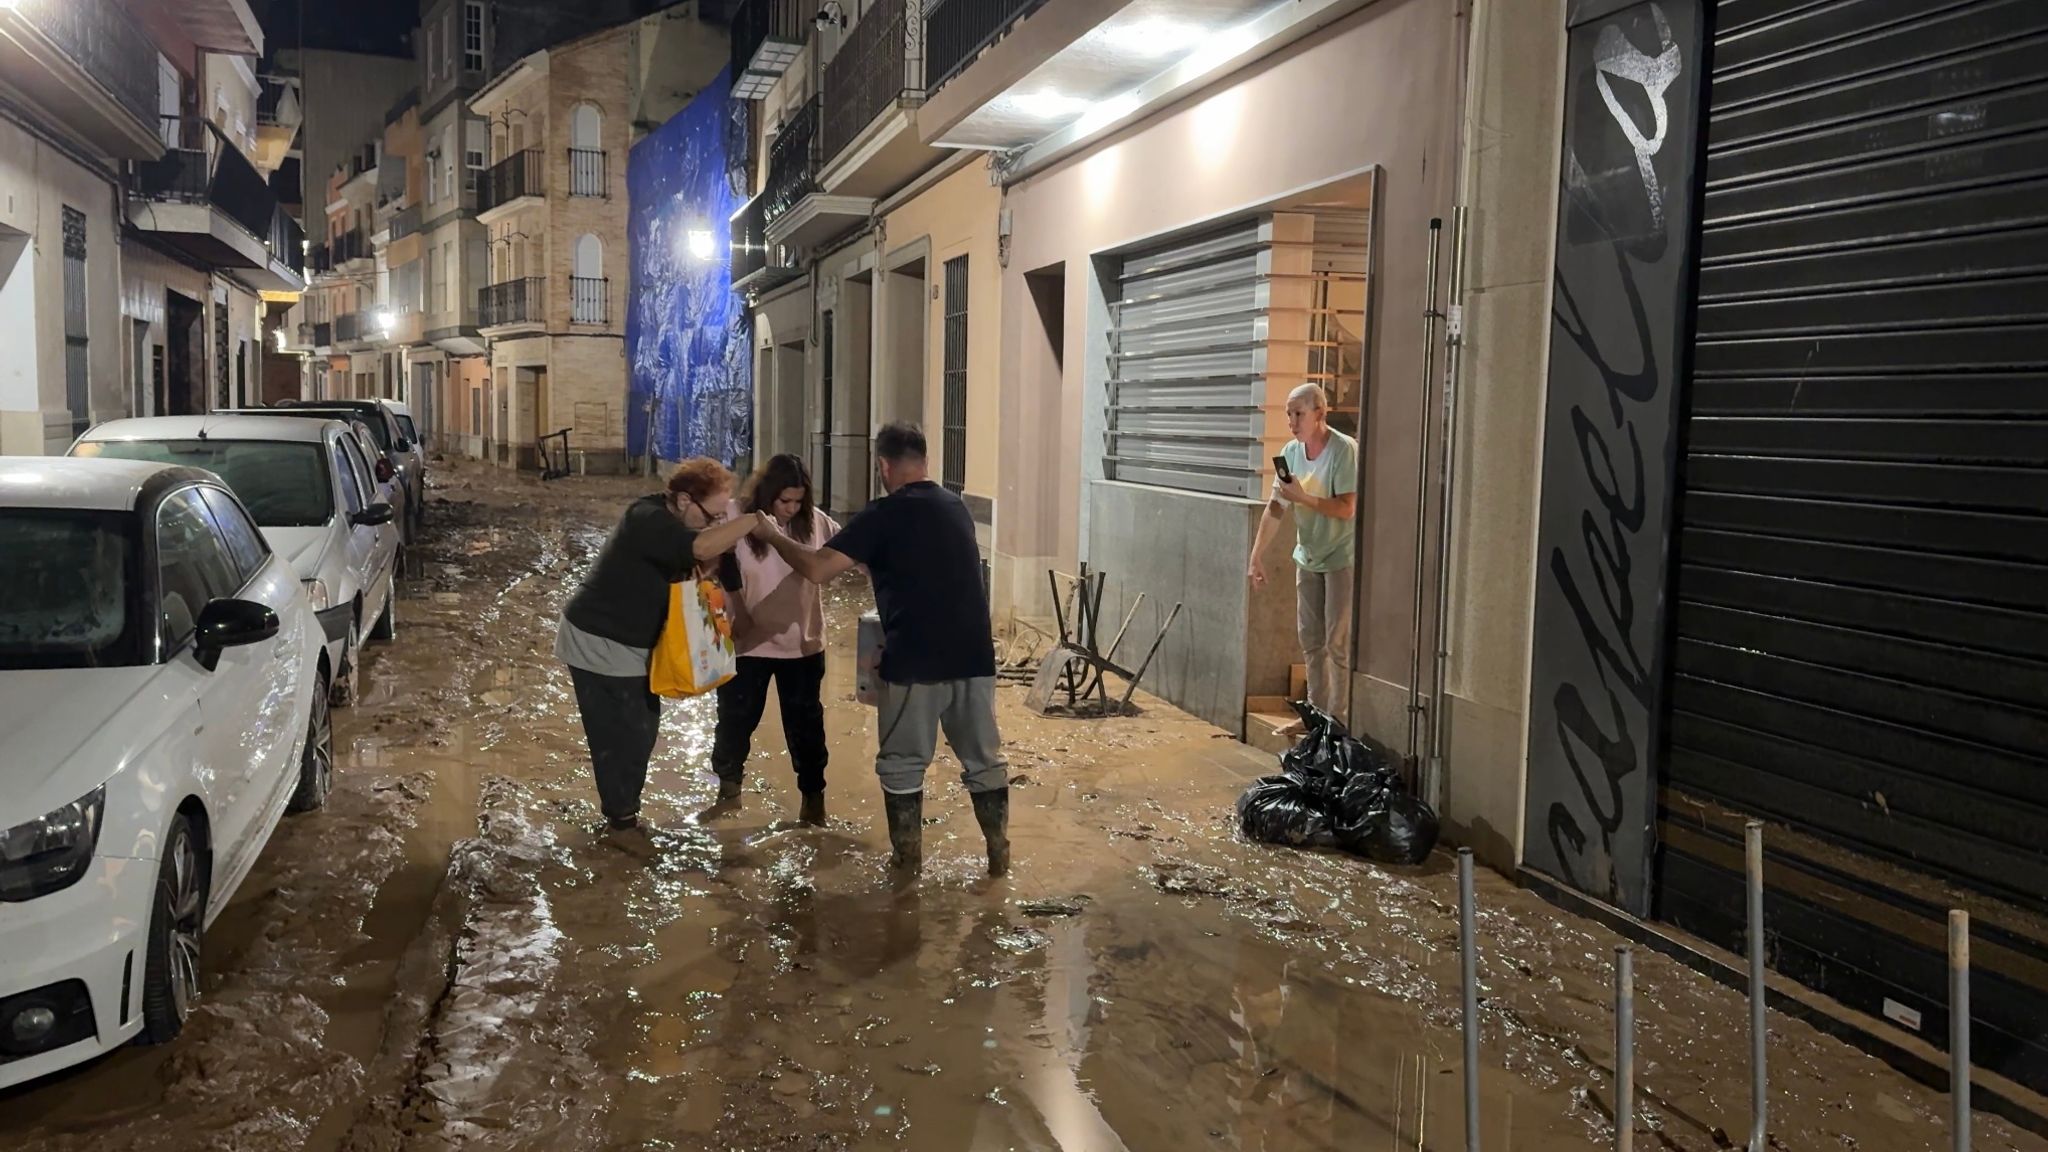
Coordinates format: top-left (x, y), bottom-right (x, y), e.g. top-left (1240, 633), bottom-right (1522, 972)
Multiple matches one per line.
top-left (165, 292), bottom-right (203, 416)
top-left (881, 249), bottom-right (926, 430)
top-left (835, 271), bottom-right (874, 514)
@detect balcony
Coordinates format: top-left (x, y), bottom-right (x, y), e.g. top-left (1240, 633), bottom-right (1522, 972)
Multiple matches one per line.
top-left (729, 191), bottom-right (801, 296)
top-left (128, 116), bottom-right (305, 292)
top-left (819, 0), bottom-right (941, 199)
top-left (374, 307), bottom-right (424, 346)
top-left (568, 148), bottom-right (607, 198)
top-left (920, 0), bottom-right (1359, 175)
top-left (335, 226), bottom-right (371, 270)
top-left (761, 97), bottom-right (872, 252)
top-left (333, 312), bottom-right (365, 345)
top-left (309, 242), bottom-right (332, 275)
top-left (390, 204), bottom-right (423, 243)
top-left (0, 0), bottom-right (163, 159)
top-left (924, 0), bottom-right (1048, 94)
top-left (312, 321), bottom-right (333, 349)
top-left (570, 277), bottom-right (608, 325)
top-left (478, 149), bottom-right (544, 221)
top-left (479, 277), bottom-right (545, 332)
top-left (732, 0), bottom-right (808, 101)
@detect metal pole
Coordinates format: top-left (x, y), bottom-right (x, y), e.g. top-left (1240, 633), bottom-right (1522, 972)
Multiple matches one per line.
top-left (1405, 219), bottom-right (1444, 766)
top-left (1952, 909), bottom-right (1971, 1152)
top-left (1746, 820), bottom-right (1768, 1152)
top-left (1459, 847), bottom-right (1481, 1152)
top-left (1615, 945), bottom-right (1634, 1152)
top-left (1423, 205), bottom-right (1469, 813)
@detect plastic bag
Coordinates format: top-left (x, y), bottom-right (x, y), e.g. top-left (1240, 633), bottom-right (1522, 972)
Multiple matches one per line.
top-left (649, 578), bottom-right (736, 698)
top-left (1236, 700), bottom-right (1441, 864)
top-left (1235, 776), bottom-right (1337, 848)
top-left (1347, 790), bottom-right (1441, 865)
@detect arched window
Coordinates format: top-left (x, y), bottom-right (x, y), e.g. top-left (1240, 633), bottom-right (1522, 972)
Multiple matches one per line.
top-left (569, 103), bottom-right (604, 196)
top-left (571, 234), bottom-right (604, 324)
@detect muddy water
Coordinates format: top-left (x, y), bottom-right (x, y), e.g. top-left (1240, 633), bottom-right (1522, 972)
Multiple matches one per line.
top-left (2, 461), bottom-right (2040, 1152)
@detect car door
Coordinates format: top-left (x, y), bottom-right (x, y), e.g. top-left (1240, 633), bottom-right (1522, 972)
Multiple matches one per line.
top-left (337, 432), bottom-right (397, 627)
top-left (200, 485), bottom-right (305, 827)
top-left (328, 432), bottom-right (379, 626)
top-left (155, 486), bottom-right (274, 897)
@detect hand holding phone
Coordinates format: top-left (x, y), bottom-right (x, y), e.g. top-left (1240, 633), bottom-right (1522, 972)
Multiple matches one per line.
top-left (1272, 455), bottom-right (1293, 484)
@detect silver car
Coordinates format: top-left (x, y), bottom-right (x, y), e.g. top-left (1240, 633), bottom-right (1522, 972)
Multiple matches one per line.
top-left (72, 415), bottom-right (402, 706)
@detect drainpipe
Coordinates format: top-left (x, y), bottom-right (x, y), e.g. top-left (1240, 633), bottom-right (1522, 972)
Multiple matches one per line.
top-left (1404, 219), bottom-right (1444, 769)
top-left (1424, 206), bottom-right (1469, 813)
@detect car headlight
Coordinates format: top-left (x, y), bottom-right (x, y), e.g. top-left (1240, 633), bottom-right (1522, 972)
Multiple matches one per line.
top-left (0, 786), bottom-right (106, 902)
top-left (303, 578), bottom-right (331, 611)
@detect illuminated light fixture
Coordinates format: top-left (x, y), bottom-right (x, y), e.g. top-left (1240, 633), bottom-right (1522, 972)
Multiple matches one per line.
top-left (687, 229), bottom-right (716, 261)
top-left (1009, 90), bottom-right (1089, 119)
top-left (1074, 91), bottom-right (1142, 137)
top-left (1101, 19), bottom-right (1201, 58)
top-left (273, 328), bottom-right (288, 351)
top-left (377, 309), bottom-right (396, 333)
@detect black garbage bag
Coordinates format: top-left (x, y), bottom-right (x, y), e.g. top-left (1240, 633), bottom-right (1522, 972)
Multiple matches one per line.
top-left (1235, 775), bottom-right (1337, 848)
top-left (1347, 789), bottom-right (1442, 865)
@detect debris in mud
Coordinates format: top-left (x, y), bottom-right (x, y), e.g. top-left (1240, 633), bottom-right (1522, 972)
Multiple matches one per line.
top-left (1109, 821), bottom-right (1179, 844)
top-left (991, 926), bottom-right (1050, 954)
top-left (1016, 896), bottom-right (1091, 917)
top-left (1235, 702), bottom-right (1440, 865)
top-left (898, 1062), bottom-right (942, 1077)
top-left (1149, 858), bottom-right (1238, 897)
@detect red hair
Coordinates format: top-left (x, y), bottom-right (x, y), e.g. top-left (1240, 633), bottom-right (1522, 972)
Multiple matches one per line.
top-left (666, 457), bottom-right (734, 503)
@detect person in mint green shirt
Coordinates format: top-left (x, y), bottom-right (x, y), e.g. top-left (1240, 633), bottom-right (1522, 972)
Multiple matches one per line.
top-left (1249, 384), bottom-right (1358, 731)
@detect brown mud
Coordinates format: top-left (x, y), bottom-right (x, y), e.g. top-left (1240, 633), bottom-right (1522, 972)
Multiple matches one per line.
top-left (1, 460), bottom-right (2037, 1151)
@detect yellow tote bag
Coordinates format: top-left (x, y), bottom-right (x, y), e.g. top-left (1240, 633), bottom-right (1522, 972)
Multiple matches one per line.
top-left (649, 578), bottom-right (737, 698)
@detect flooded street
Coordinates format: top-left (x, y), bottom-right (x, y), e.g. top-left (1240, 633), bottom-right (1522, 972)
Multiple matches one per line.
top-left (3, 460), bottom-right (2040, 1152)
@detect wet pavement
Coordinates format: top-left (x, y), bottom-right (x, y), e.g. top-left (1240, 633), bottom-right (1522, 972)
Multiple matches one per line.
top-left (3, 460), bottom-right (2041, 1151)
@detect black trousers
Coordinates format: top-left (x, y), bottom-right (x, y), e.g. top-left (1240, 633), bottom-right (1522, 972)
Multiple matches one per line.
top-left (568, 665), bottom-right (661, 823)
top-left (711, 653), bottom-right (829, 794)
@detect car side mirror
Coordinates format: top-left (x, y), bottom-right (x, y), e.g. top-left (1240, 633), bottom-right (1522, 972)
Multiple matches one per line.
top-left (352, 502), bottom-right (395, 527)
top-left (375, 457), bottom-right (396, 483)
top-left (194, 598), bottom-right (279, 670)
top-left (395, 439), bottom-right (413, 453)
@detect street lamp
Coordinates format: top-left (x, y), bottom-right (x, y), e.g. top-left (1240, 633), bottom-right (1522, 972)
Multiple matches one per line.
top-left (377, 309), bottom-right (396, 334)
top-left (686, 229), bottom-right (715, 261)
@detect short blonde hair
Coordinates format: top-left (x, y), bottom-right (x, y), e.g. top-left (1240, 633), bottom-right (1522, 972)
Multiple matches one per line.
top-left (1288, 383), bottom-right (1329, 411)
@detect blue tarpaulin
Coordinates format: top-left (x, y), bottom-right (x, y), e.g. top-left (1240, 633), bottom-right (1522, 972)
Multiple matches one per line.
top-left (626, 67), bottom-right (751, 466)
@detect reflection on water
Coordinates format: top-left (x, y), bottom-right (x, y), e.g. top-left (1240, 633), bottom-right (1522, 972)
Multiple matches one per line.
top-left (2, 466), bottom-right (2038, 1152)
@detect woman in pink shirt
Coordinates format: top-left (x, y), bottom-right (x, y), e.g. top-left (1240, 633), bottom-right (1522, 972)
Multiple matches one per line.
top-left (710, 454), bottom-right (840, 824)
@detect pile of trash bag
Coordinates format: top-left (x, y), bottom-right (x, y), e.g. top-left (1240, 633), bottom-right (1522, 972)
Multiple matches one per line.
top-left (1235, 701), bottom-right (1441, 865)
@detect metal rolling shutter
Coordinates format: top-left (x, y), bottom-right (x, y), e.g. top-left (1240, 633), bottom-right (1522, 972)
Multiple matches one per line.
top-left (1662, 0), bottom-right (2048, 1082)
top-left (1105, 219), bottom-right (1285, 499)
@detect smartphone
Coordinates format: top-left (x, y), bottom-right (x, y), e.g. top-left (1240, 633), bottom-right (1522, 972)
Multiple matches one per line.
top-left (1272, 455), bottom-right (1293, 484)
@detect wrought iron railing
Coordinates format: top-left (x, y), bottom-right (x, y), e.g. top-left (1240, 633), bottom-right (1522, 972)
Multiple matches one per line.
top-left (309, 243), bottom-right (332, 274)
top-left (763, 96), bottom-right (821, 225)
top-left (267, 206), bottom-right (305, 273)
top-left (11, 0), bottom-right (159, 134)
top-left (570, 276), bottom-right (608, 324)
top-left (729, 191), bottom-right (798, 289)
top-left (334, 312), bottom-right (363, 343)
top-left (480, 149), bottom-right (544, 213)
top-left (313, 322), bottom-right (333, 347)
top-left (332, 227), bottom-right (368, 264)
top-left (924, 0), bottom-right (1049, 95)
top-left (131, 116), bottom-right (278, 246)
top-left (824, 0), bottom-right (924, 162)
top-left (568, 148), bottom-right (606, 197)
top-left (480, 277), bottom-right (544, 327)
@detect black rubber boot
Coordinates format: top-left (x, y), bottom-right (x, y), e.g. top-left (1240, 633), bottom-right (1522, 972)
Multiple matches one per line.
top-left (972, 788), bottom-right (1010, 876)
top-left (883, 791), bottom-right (924, 873)
top-left (799, 791), bottom-right (826, 827)
top-left (717, 775), bottom-right (743, 803)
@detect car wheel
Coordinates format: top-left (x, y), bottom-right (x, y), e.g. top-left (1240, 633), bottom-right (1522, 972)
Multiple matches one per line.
top-left (330, 620), bottom-right (361, 708)
top-left (288, 671), bottom-right (334, 813)
top-left (370, 574), bottom-right (397, 642)
top-left (139, 814), bottom-right (205, 1044)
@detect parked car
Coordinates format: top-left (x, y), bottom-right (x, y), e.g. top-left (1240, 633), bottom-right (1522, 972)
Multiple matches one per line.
top-left (376, 398), bottom-right (427, 505)
top-left (72, 416), bottom-right (402, 706)
top-left (219, 407), bottom-right (412, 547)
top-left (275, 400), bottom-right (423, 535)
top-left (0, 457), bottom-right (330, 1090)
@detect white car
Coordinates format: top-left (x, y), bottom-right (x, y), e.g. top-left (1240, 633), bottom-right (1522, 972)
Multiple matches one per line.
top-left (73, 416), bottom-right (402, 707)
top-left (0, 458), bottom-right (330, 1090)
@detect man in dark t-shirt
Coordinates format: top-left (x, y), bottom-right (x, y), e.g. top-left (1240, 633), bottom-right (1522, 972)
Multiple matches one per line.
top-left (751, 422), bottom-right (1010, 877)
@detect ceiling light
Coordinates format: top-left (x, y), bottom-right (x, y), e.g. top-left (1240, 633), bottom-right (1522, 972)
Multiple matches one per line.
top-left (1102, 19), bottom-right (1201, 58)
top-left (1009, 91), bottom-right (1089, 119)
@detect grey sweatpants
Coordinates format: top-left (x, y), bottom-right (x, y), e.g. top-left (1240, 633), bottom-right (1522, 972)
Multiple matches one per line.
top-left (1297, 565), bottom-right (1354, 720)
top-left (873, 677), bottom-right (1010, 796)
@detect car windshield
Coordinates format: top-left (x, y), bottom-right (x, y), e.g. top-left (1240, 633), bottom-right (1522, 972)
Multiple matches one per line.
top-left (0, 510), bottom-right (143, 669)
top-left (303, 408), bottom-right (392, 451)
top-left (74, 440), bottom-right (332, 527)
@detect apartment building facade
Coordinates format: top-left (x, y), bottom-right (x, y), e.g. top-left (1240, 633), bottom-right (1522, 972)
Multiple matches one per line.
top-left (0, 0), bottom-right (302, 454)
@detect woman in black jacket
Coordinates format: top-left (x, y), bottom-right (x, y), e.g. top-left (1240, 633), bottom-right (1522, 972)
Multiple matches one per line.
top-left (555, 458), bottom-right (759, 829)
